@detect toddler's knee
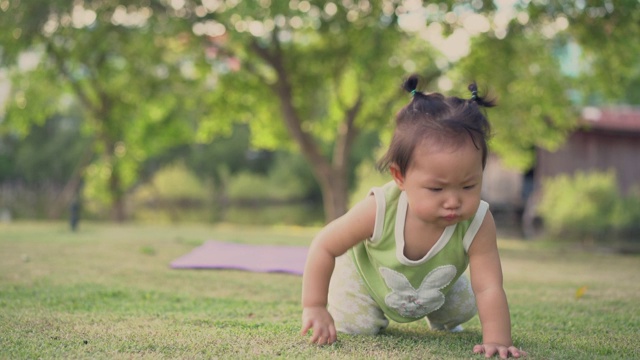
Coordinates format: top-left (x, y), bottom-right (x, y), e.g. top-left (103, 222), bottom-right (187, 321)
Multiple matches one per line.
top-left (457, 303), bottom-right (478, 323)
top-left (427, 302), bottom-right (477, 329)
top-left (334, 318), bottom-right (388, 335)
top-left (329, 304), bottom-right (389, 335)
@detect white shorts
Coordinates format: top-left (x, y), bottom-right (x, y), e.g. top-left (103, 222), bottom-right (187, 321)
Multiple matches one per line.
top-left (327, 254), bottom-right (477, 334)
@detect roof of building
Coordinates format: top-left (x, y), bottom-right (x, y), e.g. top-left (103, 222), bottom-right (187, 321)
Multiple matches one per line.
top-left (580, 106), bottom-right (640, 133)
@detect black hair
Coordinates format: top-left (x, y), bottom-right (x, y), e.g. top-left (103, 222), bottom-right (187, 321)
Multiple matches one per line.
top-left (377, 74), bottom-right (495, 175)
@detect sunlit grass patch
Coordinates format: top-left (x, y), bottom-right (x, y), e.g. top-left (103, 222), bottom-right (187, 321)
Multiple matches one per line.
top-left (1, 221), bottom-right (638, 359)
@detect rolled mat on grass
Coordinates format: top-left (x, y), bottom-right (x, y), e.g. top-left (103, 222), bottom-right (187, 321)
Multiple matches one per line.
top-left (170, 240), bottom-right (308, 276)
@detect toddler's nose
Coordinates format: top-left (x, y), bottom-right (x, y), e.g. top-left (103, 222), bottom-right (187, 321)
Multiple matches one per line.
top-left (444, 193), bottom-right (461, 209)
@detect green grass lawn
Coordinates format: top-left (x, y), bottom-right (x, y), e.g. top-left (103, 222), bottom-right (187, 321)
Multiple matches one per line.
top-left (0, 221), bottom-right (638, 359)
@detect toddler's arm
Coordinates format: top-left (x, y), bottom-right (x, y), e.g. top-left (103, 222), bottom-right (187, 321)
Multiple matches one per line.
top-left (300, 195), bottom-right (377, 345)
top-left (468, 211), bottom-right (526, 358)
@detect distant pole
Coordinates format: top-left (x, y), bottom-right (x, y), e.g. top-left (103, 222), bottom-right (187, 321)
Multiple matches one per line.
top-left (70, 179), bottom-right (84, 232)
top-left (70, 197), bottom-right (80, 232)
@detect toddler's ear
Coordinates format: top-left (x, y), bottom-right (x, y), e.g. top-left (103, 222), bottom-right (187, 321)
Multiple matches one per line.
top-left (390, 164), bottom-right (405, 190)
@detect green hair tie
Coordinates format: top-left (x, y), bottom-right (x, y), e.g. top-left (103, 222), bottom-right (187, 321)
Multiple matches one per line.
top-left (411, 89), bottom-right (417, 97)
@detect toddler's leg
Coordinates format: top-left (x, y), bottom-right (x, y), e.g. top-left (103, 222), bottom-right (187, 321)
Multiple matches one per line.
top-left (426, 274), bottom-right (477, 331)
top-left (327, 254), bottom-right (389, 335)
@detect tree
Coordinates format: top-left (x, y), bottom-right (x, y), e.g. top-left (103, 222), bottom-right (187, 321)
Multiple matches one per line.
top-left (546, 0), bottom-right (639, 104)
top-left (0, 0), bottom-right (226, 220)
top-left (3, 1), bottom-right (637, 223)
top-left (192, 1), bottom-right (454, 221)
top-left (453, 15), bottom-right (577, 169)
top-left (194, 1), bottom-right (639, 221)
top-left (467, 1), bottom-right (639, 169)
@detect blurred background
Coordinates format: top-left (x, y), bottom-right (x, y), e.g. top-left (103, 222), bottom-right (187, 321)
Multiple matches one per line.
top-left (0, 0), bottom-right (638, 249)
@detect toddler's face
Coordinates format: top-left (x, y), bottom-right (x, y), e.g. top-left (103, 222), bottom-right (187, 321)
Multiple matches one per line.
top-left (394, 139), bottom-right (484, 228)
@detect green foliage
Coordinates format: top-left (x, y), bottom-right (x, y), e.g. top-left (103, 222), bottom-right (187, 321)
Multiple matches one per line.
top-left (538, 170), bottom-right (640, 243)
top-left (186, 124), bottom-right (272, 181)
top-left (349, 158), bottom-right (391, 208)
top-left (194, 0), bottom-right (444, 219)
top-left (0, 114), bottom-right (92, 218)
top-left (267, 151), bottom-right (320, 199)
top-left (219, 149), bottom-right (317, 203)
top-left (135, 162), bottom-right (209, 203)
top-left (226, 171), bottom-right (305, 203)
top-left (526, 1), bottom-right (640, 104)
top-left (223, 203), bottom-right (323, 227)
top-left (200, 0), bottom-right (429, 147)
top-left (0, 0), bottom-right (225, 219)
top-left (613, 186), bottom-right (640, 241)
top-left (128, 161), bottom-right (215, 223)
top-left (2, 0), bottom-right (639, 221)
top-left (0, 153), bottom-right (14, 179)
top-left (0, 115), bottom-right (90, 183)
top-left (82, 158), bottom-right (116, 214)
top-left (226, 172), bottom-right (279, 202)
top-left (453, 24), bottom-right (576, 171)
top-left (129, 151), bottom-right (322, 225)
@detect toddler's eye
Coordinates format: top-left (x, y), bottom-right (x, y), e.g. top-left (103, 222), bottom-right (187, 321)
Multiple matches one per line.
top-left (427, 187), bottom-right (443, 192)
top-left (463, 184), bottom-right (476, 190)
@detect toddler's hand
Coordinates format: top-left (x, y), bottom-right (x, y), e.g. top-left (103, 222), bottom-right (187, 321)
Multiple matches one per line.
top-left (473, 343), bottom-right (526, 358)
top-left (300, 306), bottom-right (337, 345)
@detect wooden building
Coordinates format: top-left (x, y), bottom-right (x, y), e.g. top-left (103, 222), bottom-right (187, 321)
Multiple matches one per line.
top-left (482, 106), bottom-right (640, 237)
top-left (536, 106), bottom-right (640, 194)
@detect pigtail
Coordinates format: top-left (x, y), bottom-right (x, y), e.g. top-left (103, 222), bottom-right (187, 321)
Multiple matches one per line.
top-left (468, 82), bottom-right (496, 108)
top-left (402, 74), bottom-right (421, 97)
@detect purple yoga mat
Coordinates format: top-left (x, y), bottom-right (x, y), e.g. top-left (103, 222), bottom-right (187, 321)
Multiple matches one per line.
top-left (170, 240), bottom-right (309, 276)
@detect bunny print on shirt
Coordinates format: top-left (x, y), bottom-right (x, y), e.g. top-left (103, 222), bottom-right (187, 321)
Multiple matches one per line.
top-left (379, 265), bottom-right (457, 318)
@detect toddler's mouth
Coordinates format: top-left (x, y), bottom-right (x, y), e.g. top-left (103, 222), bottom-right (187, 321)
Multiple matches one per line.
top-left (443, 214), bottom-right (459, 221)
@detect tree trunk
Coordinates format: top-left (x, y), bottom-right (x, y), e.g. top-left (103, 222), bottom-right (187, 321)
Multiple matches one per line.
top-left (271, 73), bottom-right (355, 221)
top-left (251, 39), bottom-right (361, 222)
top-left (47, 142), bottom-right (94, 219)
top-left (316, 169), bottom-right (349, 222)
top-left (104, 138), bottom-right (126, 222)
top-left (108, 161), bottom-right (127, 222)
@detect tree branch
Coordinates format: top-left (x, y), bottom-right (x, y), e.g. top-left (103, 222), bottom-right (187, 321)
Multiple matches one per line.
top-left (333, 92), bottom-right (362, 168)
top-left (249, 37), bottom-right (331, 178)
top-left (46, 42), bottom-right (98, 116)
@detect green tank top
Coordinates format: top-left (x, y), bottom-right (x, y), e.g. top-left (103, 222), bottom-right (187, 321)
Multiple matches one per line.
top-left (349, 181), bottom-right (489, 323)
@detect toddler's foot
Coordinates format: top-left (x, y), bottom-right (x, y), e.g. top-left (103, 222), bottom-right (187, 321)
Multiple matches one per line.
top-left (447, 324), bottom-right (464, 333)
top-left (430, 323), bottom-right (464, 333)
